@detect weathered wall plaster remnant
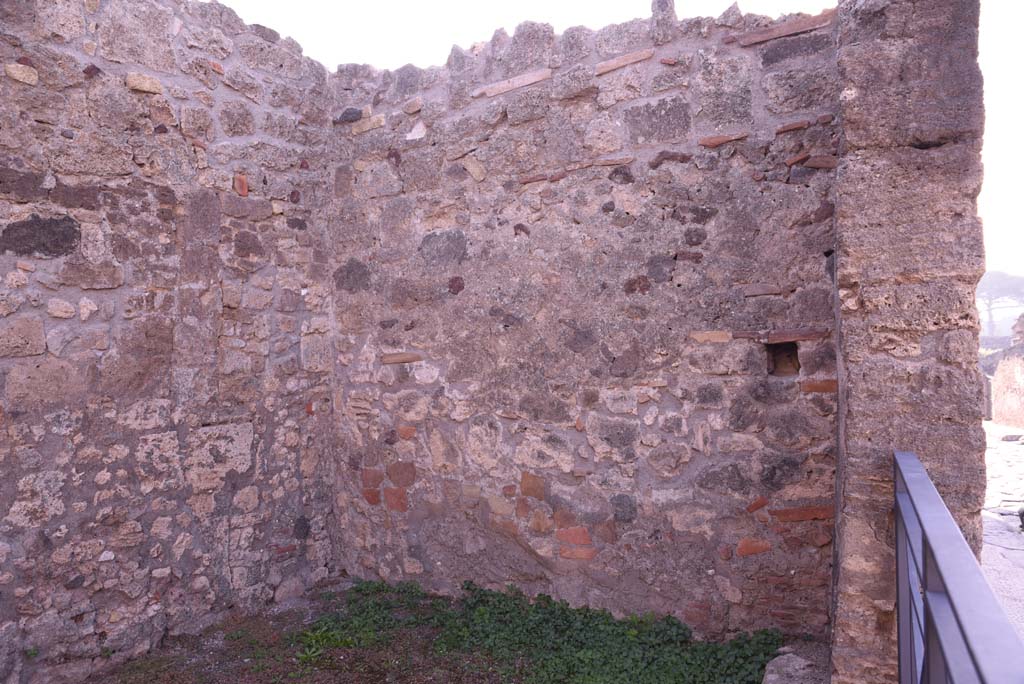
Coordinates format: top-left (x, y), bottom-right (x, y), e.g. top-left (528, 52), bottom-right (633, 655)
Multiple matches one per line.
top-left (0, 0), bottom-right (984, 682)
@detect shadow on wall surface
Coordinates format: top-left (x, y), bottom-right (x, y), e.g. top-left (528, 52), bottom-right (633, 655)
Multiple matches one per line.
top-left (0, 0), bottom-right (986, 683)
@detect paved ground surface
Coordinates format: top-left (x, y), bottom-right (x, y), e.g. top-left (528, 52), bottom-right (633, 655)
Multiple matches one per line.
top-left (982, 421), bottom-right (1024, 641)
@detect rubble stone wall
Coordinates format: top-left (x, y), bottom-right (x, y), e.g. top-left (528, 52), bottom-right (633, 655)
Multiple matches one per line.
top-left (0, 2), bottom-right (339, 682)
top-left (0, 1), bottom-right (985, 683)
top-left (322, 0), bottom-right (840, 649)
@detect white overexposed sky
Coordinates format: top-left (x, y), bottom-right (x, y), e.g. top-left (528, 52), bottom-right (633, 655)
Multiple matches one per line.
top-left (220, 0), bottom-right (1022, 276)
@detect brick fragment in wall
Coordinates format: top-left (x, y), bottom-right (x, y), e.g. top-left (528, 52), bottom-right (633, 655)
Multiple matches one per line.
top-left (776, 119), bottom-right (812, 134)
top-left (803, 155), bottom-right (838, 169)
top-left (381, 352), bottom-right (423, 364)
top-left (471, 68), bottom-right (552, 98)
top-left (595, 48), bottom-right (654, 76)
top-left (733, 8), bottom-right (836, 47)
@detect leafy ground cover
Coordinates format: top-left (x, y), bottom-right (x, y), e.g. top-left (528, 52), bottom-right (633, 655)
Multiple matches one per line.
top-left (91, 580), bottom-right (783, 684)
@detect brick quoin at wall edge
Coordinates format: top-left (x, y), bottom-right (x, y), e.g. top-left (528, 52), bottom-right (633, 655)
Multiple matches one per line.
top-left (0, 0), bottom-right (984, 682)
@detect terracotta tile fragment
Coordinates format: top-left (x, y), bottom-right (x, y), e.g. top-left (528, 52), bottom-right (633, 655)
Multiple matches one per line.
top-left (383, 487), bottom-right (409, 512)
top-left (555, 526), bottom-right (591, 545)
top-left (803, 155), bottom-right (839, 169)
top-left (770, 505), bottom-right (834, 522)
top-left (560, 546), bottom-right (599, 560)
top-left (471, 68), bottom-right (552, 98)
top-left (699, 133), bottom-right (748, 148)
top-left (766, 327), bottom-right (830, 343)
top-left (232, 173), bottom-right (248, 197)
top-left (776, 120), bottom-right (812, 134)
top-left (746, 496), bottom-right (770, 513)
top-left (386, 462), bottom-right (416, 487)
top-left (521, 471), bottom-right (545, 500)
top-left (595, 48), bottom-right (655, 76)
top-left (736, 538), bottom-right (771, 557)
top-left (592, 156), bottom-right (635, 167)
top-left (742, 284), bottom-right (782, 297)
top-left (800, 379), bottom-right (838, 393)
top-left (785, 152), bottom-right (811, 167)
top-left (733, 8), bottom-right (836, 47)
top-left (380, 352), bottom-right (423, 364)
top-left (690, 331), bottom-right (732, 343)
top-left (361, 469), bottom-right (385, 489)
top-left (552, 508), bottom-right (577, 529)
top-left (518, 172), bottom-right (548, 185)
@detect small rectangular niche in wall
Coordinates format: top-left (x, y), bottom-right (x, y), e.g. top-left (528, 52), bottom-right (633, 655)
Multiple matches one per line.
top-left (766, 342), bottom-right (800, 376)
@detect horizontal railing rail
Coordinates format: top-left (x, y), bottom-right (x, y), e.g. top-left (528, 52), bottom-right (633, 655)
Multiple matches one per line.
top-left (894, 450), bottom-right (1024, 683)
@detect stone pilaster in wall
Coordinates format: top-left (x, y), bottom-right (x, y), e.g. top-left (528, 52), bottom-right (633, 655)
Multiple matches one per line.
top-left (831, 0), bottom-right (986, 682)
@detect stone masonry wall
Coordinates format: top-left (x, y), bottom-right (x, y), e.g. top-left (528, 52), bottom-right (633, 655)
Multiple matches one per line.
top-left (0, 1), bottom-right (986, 683)
top-left (830, 0), bottom-right (986, 682)
top-left (0, 2), bottom-right (339, 682)
top-left (323, 0), bottom-right (840, 646)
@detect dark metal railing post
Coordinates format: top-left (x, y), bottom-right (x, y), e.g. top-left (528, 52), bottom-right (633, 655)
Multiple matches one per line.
top-left (922, 544), bottom-right (948, 683)
top-left (893, 450), bottom-right (1024, 684)
top-left (895, 461), bottom-right (915, 684)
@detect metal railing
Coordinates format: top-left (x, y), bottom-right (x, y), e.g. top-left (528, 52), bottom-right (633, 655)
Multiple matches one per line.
top-left (894, 451), bottom-right (1024, 683)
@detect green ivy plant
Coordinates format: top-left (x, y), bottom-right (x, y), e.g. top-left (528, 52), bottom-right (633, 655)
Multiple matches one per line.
top-left (295, 580), bottom-right (782, 684)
